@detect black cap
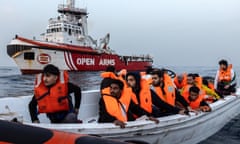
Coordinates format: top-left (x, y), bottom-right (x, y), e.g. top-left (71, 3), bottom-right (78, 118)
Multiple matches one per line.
top-left (43, 64), bottom-right (60, 76)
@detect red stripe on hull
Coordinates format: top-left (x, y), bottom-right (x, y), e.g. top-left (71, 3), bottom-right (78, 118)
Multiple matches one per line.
top-left (64, 51), bottom-right (73, 70)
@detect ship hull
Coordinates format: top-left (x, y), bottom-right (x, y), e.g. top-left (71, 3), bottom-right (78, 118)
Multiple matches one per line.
top-left (7, 37), bottom-right (153, 74)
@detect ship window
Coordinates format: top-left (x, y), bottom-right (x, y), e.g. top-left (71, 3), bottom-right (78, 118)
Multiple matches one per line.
top-left (64, 28), bottom-right (67, 32)
top-left (68, 29), bottom-right (72, 35)
top-left (24, 52), bottom-right (35, 60)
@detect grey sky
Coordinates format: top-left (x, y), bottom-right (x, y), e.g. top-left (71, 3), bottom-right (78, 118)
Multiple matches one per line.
top-left (1, 0), bottom-right (240, 67)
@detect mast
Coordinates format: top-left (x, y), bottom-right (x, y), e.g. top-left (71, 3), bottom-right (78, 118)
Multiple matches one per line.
top-left (67, 0), bottom-right (75, 9)
top-left (58, 0), bottom-right (88, 35)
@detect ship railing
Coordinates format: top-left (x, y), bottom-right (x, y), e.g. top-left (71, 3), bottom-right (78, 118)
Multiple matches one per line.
top-left (48, 18), bottom-right (64, 24)
top-left (58, 4), bottom-right (87, 14)
top-left (120, 55), bottom-right (153, 62)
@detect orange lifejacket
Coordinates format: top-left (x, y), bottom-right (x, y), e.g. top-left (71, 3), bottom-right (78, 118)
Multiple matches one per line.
top-left (181, 84), bottom-right (206, 97)
top-left (34, 71), bottom-right (69, 113)
top-left (100, 71), bottom-right (118, 79)
top-left (182, 91), bottom-right (205, 109)
top-left (208, 82), bottom-right (215, 90)
top-left (195, 76), bottom-right (203, 88)
top-left (102, 87), bottom-right (132, 122)
top-left (100, 71), bottom-right (126, 84)
top-left (131, 79), bottom-right (152, 114)
top-left (140, 71), bottom-right (152, 85)
top-left (218, 64), bottom-right (232, 82)
top-left (152, 74), bottom-right (176, 106)
top-left (100, 71), bottom-right (128, 94)
top-left (174, 73), bottom-right (187, 89)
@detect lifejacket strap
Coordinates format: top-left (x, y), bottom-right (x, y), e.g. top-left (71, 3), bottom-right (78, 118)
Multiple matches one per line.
top-left (36, 91), bottom-right (50, 101)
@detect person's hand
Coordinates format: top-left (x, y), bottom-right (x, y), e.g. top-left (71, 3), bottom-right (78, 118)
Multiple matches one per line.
top-left (148, 116), bottom-right (159, 124)
top-left (114, 120), bottom-right (126, 128)
top-left (178, 109), bottom-right (187, 115)
top-left (200, 106), bottom-right (211, 112)
top-left (224, 84), bottom-right (230, 89)
top-left (187, 106), bottom-right (199, 115)
top-left (230, 92), bottom-right (238, 97)
top-left (33, 120), bottom-right (40, 123)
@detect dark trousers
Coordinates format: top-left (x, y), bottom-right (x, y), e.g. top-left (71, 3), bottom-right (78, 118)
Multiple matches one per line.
top-left (216, 82), bottom-right (236, 96)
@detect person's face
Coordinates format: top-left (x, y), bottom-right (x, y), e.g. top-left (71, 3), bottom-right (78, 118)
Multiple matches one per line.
top-left (187, 76), bottom-right (194, 85)
top-left (189, 91), bottom-right (199, 101)
top-left (110, 83), bottom-right (121, 98)
top-left (151, 74), bottom-right (162, 86)
top-left (220, 64), bottom-right (227, 70)
top-left (177, 75), bottom-right (183, 83)
top-left (127, 75), bottom-right (136, 88)
top-left (43, 73), bottom-right (58, 86)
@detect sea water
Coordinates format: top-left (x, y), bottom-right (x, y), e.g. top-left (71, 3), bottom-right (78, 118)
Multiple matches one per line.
top-left (0, 66), bottom-right (240, 143)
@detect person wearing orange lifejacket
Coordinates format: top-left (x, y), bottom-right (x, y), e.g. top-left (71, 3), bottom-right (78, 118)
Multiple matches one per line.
top-left (183, 73), bottom-right (222, 103)
top-left (204, 79), bottom-right (215, 91)
top-left (194, 73), bottom-right (223, 102)
top-left (126, 72), bottom-right (186, 117)
top-left (182, 86), bottom-right (211, 112)
top-left (98, 79), bottom-right (158, 128)
top-left (29, 64), bottom-right (82, 123)
top-left (100, 66), bottom-right (118, 90)
top-left (174, 73), bottom-right (187, 89)
top-left (202, 79), bottom-right (222, 100)
top-left (181, 73), bottom-right (206, 97)
top-left (150, 70), bottom-right (190, 111)
top-left (214, 59), bottom-right (237, 96)
top-left (100, 66), bottom-right (127, 90)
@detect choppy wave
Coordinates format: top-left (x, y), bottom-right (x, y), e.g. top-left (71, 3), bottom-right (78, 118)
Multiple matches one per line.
top-left (0, 67), bottom-right (101, 97)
